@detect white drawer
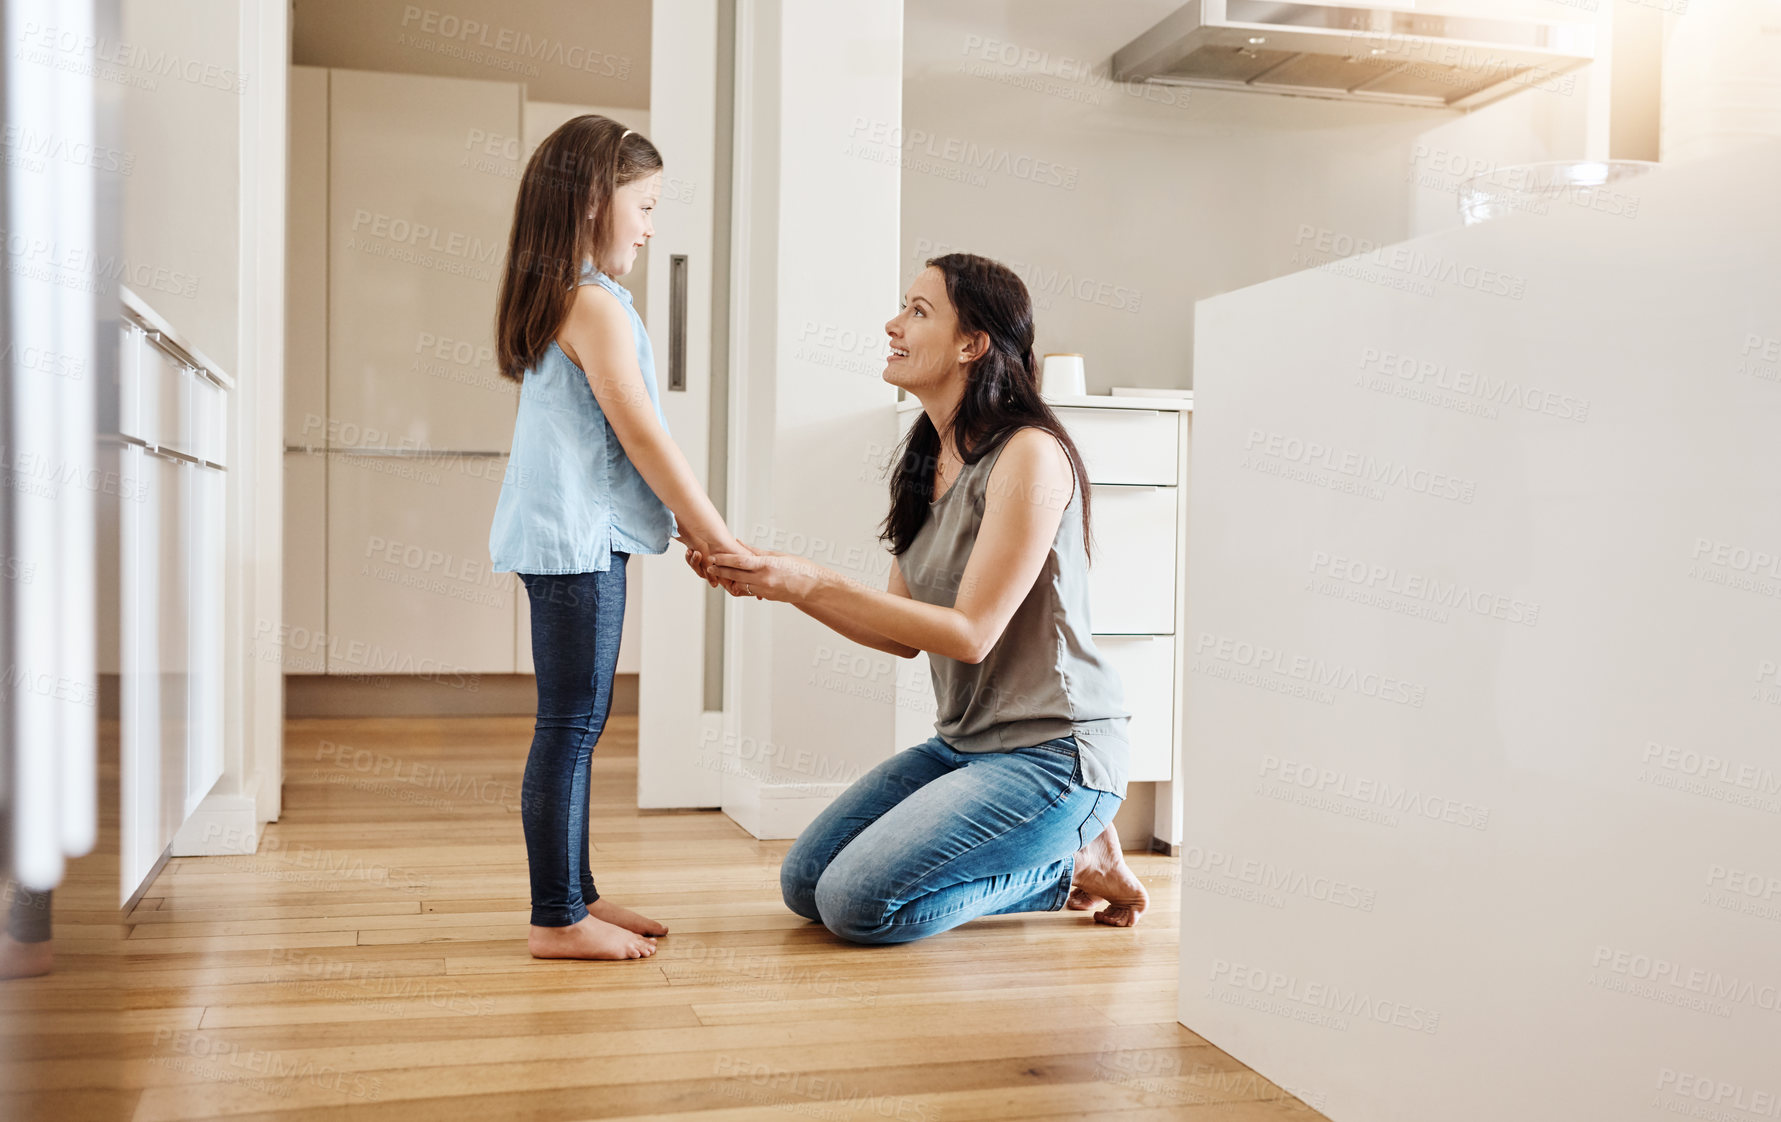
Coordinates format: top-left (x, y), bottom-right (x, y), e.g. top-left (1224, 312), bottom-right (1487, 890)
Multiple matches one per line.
top-left (1056, 407), bottom-right (1178, 485)
top-left (1086, 484), bottom-right (1177, 634)
top-left (192, 375), bottom-right (226, 466)
top-left (118, 324), bottom-right (143, 440)
top-left (1095, 635), bottom-right (1175, 782)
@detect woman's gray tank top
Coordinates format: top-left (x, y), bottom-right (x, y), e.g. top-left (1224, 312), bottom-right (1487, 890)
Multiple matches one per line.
top-left (898, 429), bottom-right (1131, 796)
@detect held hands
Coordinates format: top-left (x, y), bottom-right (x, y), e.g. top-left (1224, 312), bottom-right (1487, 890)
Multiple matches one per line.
top-left (676, 534), bottom-right (827, 604)
top-left (702, 550), bottom-right (826, 604)
top-left (676, 533), bottom-right (753, 595)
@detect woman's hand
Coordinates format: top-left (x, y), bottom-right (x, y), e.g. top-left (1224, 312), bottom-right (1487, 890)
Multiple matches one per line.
top-left (705, 550), bottom-right (828, 603)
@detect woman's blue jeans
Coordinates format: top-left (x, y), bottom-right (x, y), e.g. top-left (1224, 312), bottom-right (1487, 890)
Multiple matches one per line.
top-left (781, 735), bottom-right (1122, 945)
top-left (518, 560), bottom-right (628, 927)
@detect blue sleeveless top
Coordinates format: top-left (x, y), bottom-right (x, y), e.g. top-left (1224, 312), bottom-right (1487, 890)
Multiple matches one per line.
top-left (489, 266), bottom-right (677, 574)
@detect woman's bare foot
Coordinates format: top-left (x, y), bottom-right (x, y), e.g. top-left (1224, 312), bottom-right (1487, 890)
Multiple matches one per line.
top-left (528, 915), bottom-right (657, 960)
top-left (1064, 887), bottom-right (1102, 911)
top-left (588, 897), bottom-right (668, 937)
top-left (0, 933), bottom-right (53, 979)
top-left (1069, 823), bottom-right (1148, 927)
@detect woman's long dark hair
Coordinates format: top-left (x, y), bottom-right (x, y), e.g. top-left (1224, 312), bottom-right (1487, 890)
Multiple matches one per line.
top-left (495, 115), bottom-right (662, 381)
top-left (880, 253), bottom-right (1093, 561)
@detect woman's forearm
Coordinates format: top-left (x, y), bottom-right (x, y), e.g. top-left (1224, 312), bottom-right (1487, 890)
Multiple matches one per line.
top-left (803, 568), bottom-right (986, 663)
top-left (792, 599), bottom-right (919, 659)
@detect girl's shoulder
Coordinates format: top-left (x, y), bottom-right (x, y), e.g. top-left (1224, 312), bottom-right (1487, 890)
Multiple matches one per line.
top-left (565, 278), bottom-right (630, 330)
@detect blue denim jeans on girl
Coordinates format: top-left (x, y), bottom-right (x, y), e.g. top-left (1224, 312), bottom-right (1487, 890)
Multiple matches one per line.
top-left (780, 735), bottom-right (1121, 944)
top-left (518, 559), bottom-right (628, 927)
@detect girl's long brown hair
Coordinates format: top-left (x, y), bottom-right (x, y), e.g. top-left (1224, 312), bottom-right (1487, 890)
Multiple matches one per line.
top-left (880, 253), bottom-right (1094, 561)
top-left (496, 115), bottom-right (662, 382)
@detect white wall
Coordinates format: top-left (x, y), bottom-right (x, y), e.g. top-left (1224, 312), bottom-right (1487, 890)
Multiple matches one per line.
top-left (1660, 0), bottom-right (1781, 164)
top-left (293, 0), bottom-right (650, 108)
top-left (1179, 141), bottom-right (1781, 1122)
top-left (722, 0), bottom-right (904, 837)
top-left (900, 0), bottom-right (1614, 394)
top-left (168, 0), bottom-right (287, 858)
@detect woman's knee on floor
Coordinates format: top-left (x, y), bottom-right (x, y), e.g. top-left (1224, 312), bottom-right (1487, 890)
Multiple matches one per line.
top-left (811, 869), bottom-right (905, 945)
top-left (778, 837), bottom-right (831, 922)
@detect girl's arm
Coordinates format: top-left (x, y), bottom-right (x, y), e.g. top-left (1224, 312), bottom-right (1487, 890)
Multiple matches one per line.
top-left (558, 283), bottom-right (739, 556)
top-left (707, 428), bottom-right (1074, 664)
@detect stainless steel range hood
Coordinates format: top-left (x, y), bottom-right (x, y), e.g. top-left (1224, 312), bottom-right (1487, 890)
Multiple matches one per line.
top-left (1111, 0), bottom-right (1595, 111)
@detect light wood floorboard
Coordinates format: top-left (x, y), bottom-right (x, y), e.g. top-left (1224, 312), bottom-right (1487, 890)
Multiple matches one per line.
top-left (0, 715), bottom-right (1328, 1122)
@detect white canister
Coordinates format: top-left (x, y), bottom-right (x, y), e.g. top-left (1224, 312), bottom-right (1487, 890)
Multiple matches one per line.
top-left (1042, 353), bottom-right (1087, 397)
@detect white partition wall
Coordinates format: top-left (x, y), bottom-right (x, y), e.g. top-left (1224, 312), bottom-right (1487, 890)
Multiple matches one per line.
top-left (716, 0), bottom-right (904, 838)
top-left (1180, 142), bottom-right (1781, 1121)
top-left (638, 0), bottom-right (721, 809)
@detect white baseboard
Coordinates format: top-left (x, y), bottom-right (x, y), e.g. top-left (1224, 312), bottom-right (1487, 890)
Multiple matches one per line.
top-left (724, 778), bottom-right (849, 840)
top-left (170, 791), bottom-right (262, 856)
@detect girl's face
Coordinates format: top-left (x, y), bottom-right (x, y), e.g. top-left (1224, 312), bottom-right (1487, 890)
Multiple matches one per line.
top-left (883, 266), bottom-right (980, 394)
top-left (595, 172), bottom-right (661, 276)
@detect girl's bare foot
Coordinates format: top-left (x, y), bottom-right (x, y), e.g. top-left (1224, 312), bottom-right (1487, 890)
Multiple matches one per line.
top-left (588, 897), bottom-right (668, 937)
top-left (0, 933), bottom-right (53, 979)
top-left (528, 915), bottom-right (657, 960)
top-left (1069, 822), bottom-right (1148, 927)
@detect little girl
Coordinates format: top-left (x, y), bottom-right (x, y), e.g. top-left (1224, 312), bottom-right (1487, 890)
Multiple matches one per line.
top-left (489, 116), bottom-right (742, 961)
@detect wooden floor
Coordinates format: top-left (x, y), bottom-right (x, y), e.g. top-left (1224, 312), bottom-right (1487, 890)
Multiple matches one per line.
top-left (1, 716), bottom-right (1329, 1122)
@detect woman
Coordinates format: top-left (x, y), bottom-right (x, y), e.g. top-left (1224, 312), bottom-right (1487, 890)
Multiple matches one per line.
top-left (699, 253), bottom-right (1148, 944)
top-left (489, 116), bottom-right (747, 961)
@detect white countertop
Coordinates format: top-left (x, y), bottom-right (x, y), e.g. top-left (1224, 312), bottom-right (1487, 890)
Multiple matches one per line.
top-left (896, 392), bottom-right (1193, 414)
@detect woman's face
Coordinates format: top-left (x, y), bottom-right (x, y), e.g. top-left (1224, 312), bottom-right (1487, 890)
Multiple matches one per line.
top-left (883, 266), bottom-right (978, 394)
top-left (595, 172), bottom-right (661, 276)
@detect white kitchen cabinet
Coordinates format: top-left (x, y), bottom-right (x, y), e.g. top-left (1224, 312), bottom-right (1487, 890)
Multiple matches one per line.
top-left (1086, 484), bottom-right (1178, 634)
top-left (1096, 635), bottom-right (1176, 782)
top-left (282, 449), bottom-right (328, 673)
top-left (325, 452), bottom-right (515, 676)
top-left (289, 68), bottom-right (538, 684)
top-left (285, 66), bottom-right (328, 449)
top-left (327, 69), bottom-right (521, 453)
top-left (117, 308), bottom-right (230, 901)
top-left (1055, 406), bottom-right (1179, 485)
top-left (896, 394), bottom-right (1192, 847)
top-left (186, 463), bottom-right (226, 816)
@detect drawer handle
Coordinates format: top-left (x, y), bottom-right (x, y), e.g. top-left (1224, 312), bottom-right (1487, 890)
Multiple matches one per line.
top-left (1059, 407), bottom-right (1166, 418)
top-left (285, 447), bottom-right (509, 459)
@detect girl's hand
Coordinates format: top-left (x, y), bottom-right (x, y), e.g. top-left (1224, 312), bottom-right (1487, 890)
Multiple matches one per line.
top-left (705, 551), bottom-right (826, 603)
top-left (689, 550), bottom-right (755, 597)
top-left (680, 538), bottom-right (757, 596)
top-left (676, 535), bottom-right (714, 586)
top-left (677, 535), bottom-right (754, 591)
